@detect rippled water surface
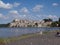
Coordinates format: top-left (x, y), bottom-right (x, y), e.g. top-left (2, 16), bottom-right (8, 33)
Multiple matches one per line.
top-left (0, 27), bottom-right (60, 38)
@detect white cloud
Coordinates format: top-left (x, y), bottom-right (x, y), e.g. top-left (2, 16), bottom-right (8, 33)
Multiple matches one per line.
top-left (47, 15), bottom-right (58, 18)
top-left (52, 3), bottom-right (58, 6)
top-left (0, 13), bottom-right (8, 19)
top-left (8, 10), bottom-right (21, 19)
top-left (32, 5), bottom-right (43, 12)
top-left (47, 15), bottom-right (59, 21)
top-left (13, 2), bottom-right (20, 7)
top-left (0, 13), bottom-right (3, 18)
top-left (20, 7), bottom-right (29, 13)
top-left (9, 10), bottom-right (19, 15)
top-left (0, 0), bottom-right (20, 9)
top-left (0, 0), bottom-right (13, 9)
top-left (8, 10), bottom-right (29, 19)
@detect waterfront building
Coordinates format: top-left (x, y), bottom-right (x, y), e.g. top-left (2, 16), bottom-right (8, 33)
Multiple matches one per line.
top-left (9, 19), bottom-right (52, 27)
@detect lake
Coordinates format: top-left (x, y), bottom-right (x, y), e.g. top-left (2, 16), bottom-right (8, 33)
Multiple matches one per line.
top-left (0, 27), bottom-right (60, 38)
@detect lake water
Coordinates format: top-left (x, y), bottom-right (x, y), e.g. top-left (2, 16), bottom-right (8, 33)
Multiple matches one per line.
top-left (0, 27), bottom-right (60, 38)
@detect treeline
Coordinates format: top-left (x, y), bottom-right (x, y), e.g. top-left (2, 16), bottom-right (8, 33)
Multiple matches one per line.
top-left (51, 18), bottom-right (60, 27)
top-left (43, 18), bottom-right (52, 22)
top-left (0, 23), bottom-right (10, 27)
top-left (42, 18), bottom-right (60, 27)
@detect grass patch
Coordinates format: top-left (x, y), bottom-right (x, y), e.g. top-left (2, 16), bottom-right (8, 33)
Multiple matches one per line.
top-left (43, 31), bottom-right (49, 34)
top-left (43, 30), bottom-right (60, 35)
top-left (0, 38), bottom-right (10, 45)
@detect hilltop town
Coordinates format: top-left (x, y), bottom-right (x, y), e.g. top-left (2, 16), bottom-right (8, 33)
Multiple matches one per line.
top-left (0, 18), bottom-right (60, 27)
top-left (9, 19), bottom-right (52, 27)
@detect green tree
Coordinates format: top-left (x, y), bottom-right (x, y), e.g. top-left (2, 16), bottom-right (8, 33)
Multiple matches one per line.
top-left (0, 23), bottom-right (10, 27)
top-left (43, 18), bottom-right (52, 22)
top-left (58, 22), bottom-right (60, 27)
top-left (51, 22), bottom-right (58, 27)
top-left (59, 18), bottom-right (60, 22)
top-left (35, 23), bottom-right (38, 26)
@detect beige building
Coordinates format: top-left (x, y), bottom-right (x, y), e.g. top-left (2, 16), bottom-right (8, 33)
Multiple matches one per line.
top-left (9, 19), bottom-right (52, 27)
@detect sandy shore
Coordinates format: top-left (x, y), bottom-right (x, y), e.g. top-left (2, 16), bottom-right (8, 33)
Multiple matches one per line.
top-left (1, 30), bottom-right (60, 45)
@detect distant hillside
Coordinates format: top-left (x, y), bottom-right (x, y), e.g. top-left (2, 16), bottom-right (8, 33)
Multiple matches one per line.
top-left (0, 23), bottom-right (10, 27)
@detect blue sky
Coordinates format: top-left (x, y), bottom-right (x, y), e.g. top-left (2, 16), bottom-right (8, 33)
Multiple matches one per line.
top-left (0, 0), bottom-right (60, 24)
